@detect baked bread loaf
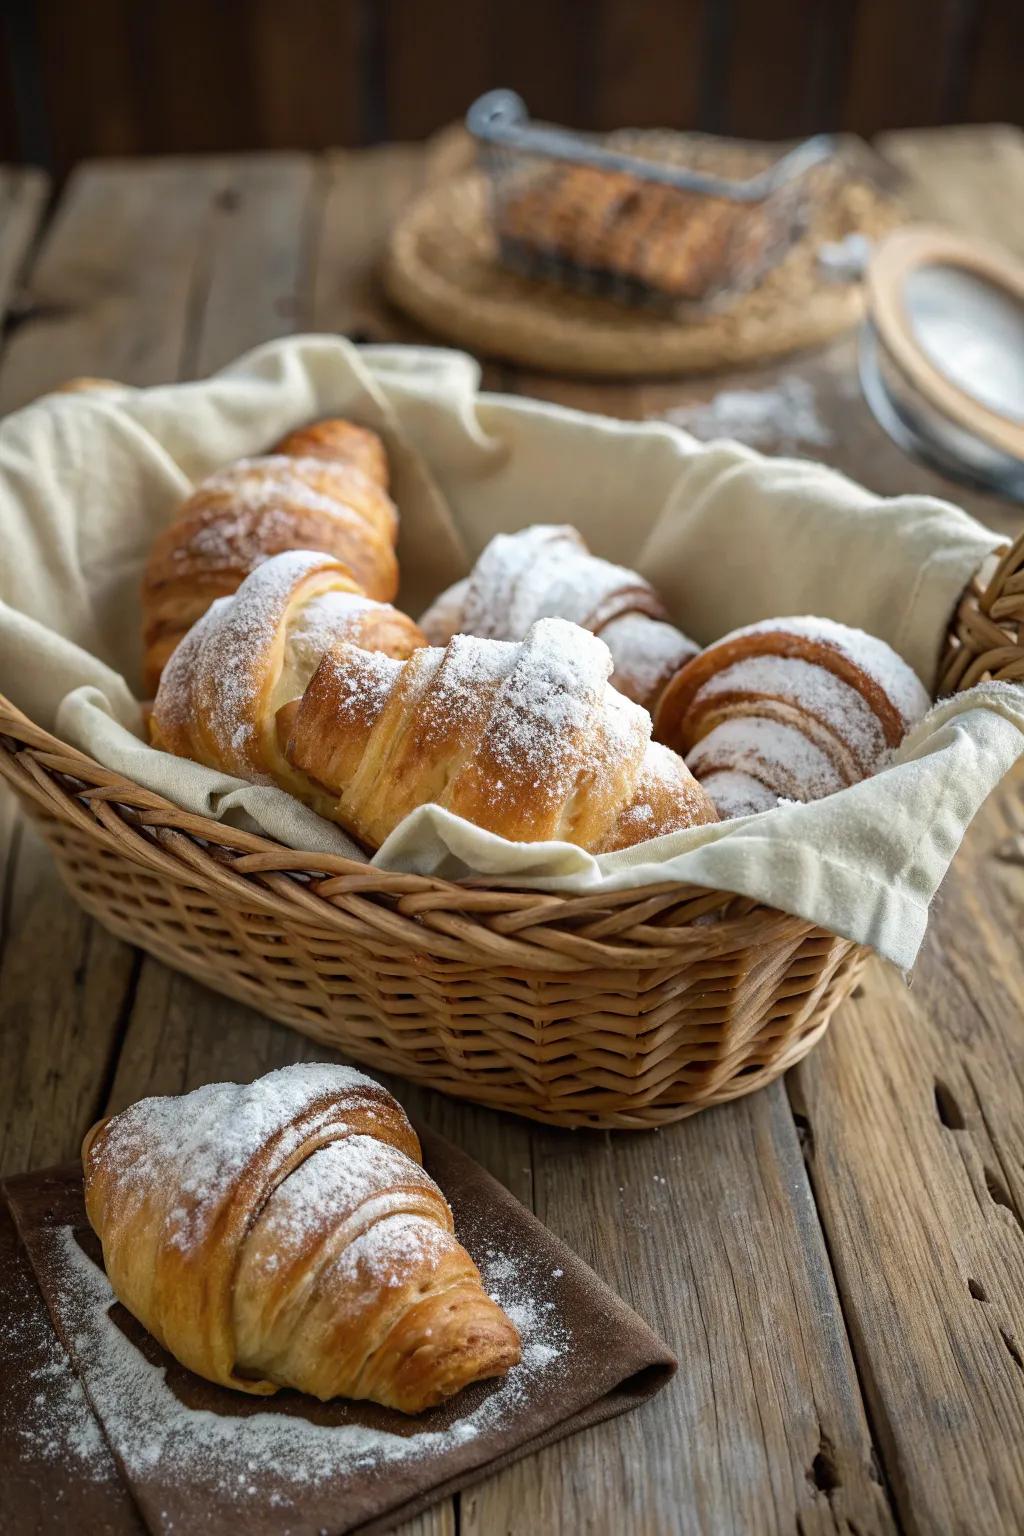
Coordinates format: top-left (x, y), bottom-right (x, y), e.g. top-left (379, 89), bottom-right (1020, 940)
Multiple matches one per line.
top-left (497, 164), bottom-right (773, 304)
top-left (82, 1064), bottom-right (521, 1412)
top-left (141, 417), bottom-right (399, 694)
top-left (285, 616), bottom-right (717, 851)
top-left (150, 549), bottom-right (424, 795)
top-left (655, 615), bottom-right (930, 817)
top-left (420, 526), bottom-right (697, 714)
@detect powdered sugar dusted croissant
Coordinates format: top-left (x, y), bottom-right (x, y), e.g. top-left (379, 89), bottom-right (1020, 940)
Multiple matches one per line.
top-left (150, 549), bottom-right (424, 795)
top-left (273, 418), bottom-right (390, 488)
top-left (141, 417), bottom-right (399, 694)
top-left (285, 616), bottom-right (717, 851)
top-left (655, 616), bottom-right (930, 818)
top-left (419, 526), bottom-right (698, 713)
top-left (82, 1064), bottom-right (520, 1412)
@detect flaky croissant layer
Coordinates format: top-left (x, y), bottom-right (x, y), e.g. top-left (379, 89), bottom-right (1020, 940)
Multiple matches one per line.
top-left (286, 616), bottom-right (717, 852)
top-left (82, 1064), bottom-right (521, 1413)
top-left (140, 416), bottom-right (399, 695)
top-left (419, 525), bottom-right (698, 713)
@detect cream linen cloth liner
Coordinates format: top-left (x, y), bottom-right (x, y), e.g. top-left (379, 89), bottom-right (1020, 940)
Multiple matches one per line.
top-left (1, 334), bottom-right (1021, 972)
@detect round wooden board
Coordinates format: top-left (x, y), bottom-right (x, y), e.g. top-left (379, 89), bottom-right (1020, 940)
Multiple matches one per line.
top-left (385, 170), bottom-right (901, 378)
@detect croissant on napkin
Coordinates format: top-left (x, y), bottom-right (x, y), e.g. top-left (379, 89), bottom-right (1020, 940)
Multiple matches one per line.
top-left (82, 1064), bottom-right (522, 1412)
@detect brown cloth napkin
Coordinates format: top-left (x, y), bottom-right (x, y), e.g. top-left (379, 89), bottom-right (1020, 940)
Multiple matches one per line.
top-left (0, 1198), bottom-right (143, 1533)
top-left (4, 1128), bottom-right (676, 1536)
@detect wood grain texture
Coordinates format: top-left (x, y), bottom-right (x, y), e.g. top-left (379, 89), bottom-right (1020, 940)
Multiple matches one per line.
top-left (310, 142), bottom-right (432, 341)
top-left (0, 166), bottom-right (48, 321)
top-left (2, 124), bottom-right (1024, 1533)
top-left (877, 122), bottom-right (1024, 261)
top-left (464, 1086), bottom-right (896, 1536)
top-left (0, 823), bottom-right (138, 1178)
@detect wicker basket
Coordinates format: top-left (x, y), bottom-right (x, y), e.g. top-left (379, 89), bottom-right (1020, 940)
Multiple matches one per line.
top-left (2, 532), bottom-right (1022, 1130)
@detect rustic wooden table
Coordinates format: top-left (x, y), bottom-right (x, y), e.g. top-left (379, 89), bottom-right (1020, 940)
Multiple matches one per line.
top-left (2, 125), bottom-right (1024, 1536)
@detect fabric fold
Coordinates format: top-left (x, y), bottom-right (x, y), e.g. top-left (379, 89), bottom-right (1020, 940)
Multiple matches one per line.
top-left (1, 334), bottom-right (1017, 972)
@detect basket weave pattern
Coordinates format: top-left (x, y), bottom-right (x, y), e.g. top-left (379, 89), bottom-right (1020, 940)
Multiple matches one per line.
top-left (3, 531), bottom-right (1023, 1129)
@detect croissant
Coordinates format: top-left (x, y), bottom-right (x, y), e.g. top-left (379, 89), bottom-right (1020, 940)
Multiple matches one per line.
top-left (273, 418), bottom-right (391, 488)
top-left (141, 417), bottom-right (399, 694)
top-left (655, 615), bottom-right (931, 817)
top-left (150, 549), bottom-right (425, 795)
top-left (419, 525), bottom-right (698, 714)
top-left (81, 1063), bottom-right (521, 1412)
top-left (285, 616), bottom-right (717, 851)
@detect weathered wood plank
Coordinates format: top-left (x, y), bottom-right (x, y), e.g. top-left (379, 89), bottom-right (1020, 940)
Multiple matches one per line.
top-left (0, 158), bottom-right (223, 411)
top-left (0, 165), bottom-right (48, 321)
top-left (464, 1088), bottom-right (895, 1535)
top-left (792, 942), bottom-right (1024, 1533)
top-left (0, 158), bottom-right (232, 1185)
top-left (0, 822), bottom-right (139, 1177)
top-left (781, 123), bottom-right (1024, 1536)
top-left (91, 144), bottom-right (463, 1536)
top-left (876, 123), bottom-right (1024, 262)
top-left (185, 153), bottom-right (317, 378)
top-left (310, 141), bottom-right (434, 342)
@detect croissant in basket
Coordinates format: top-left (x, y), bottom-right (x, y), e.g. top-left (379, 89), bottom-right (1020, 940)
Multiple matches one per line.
top-left (149, 549), bottom-right (424, 796)
top-left (420, 525), bottom-right (698, 713)
top-left (283, 615), bottom-right (717, 851)
top-left (655, 615), bottom-right (931, 818)
top-left (82, 1064), bottom-right (522, 1412)
top-left (141, 416), bottom-right (399, 694)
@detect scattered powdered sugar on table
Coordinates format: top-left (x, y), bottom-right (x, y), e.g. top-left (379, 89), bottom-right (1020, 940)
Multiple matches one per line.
top-left (44, 1223), bottom-right (567, 1504)
top-left (663, 376), bottom-right (835, 451)
top-left (0, 1273), bottom-right (113, 1482)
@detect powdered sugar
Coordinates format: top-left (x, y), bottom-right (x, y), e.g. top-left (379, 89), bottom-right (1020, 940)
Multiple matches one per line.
top-left (0, 1271), bottom-right (114, 1482)
top-left (153, 549), bottom-right (334, 768)
top-left (320, 645), bottom-right (406, 733)
top-left (202, 457), bottom-right (377, 527)
top-left (478, 619), bottom-right (642, 812)
top-left (431, 525), bottom-right (667, 648)
top-left (601, 612), bottom-right (698, 708)
top-left (730, 616), bottom-right (930, 728)
top-left (687, 716), bottom-right (844, 803)
top-left (700, 769), bottom-right (781, 818)
top-left (283, 589), bottom-right (379, 683)
top-left (245, 1136), bottom-right (438, 1262)
top-left (663, 376), bottom-right (835, 451)
top-left (44, 1224), bottom-right (567, 1512)
top-left (90, 1063), bottom-right (387, 1255)
top-left (695, 654), bottom-right (887, 770)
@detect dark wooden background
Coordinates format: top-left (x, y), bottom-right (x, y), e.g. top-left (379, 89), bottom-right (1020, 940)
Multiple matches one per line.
top-left (2, 0), bottom-right (1022, 178)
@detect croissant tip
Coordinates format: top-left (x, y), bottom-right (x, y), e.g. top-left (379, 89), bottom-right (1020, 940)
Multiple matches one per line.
top-left (80, 1116), bottom-right (109, 1169)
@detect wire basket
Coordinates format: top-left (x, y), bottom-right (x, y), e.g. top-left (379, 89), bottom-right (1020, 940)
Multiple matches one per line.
top-left (467, 89), bottom-right (836, 314)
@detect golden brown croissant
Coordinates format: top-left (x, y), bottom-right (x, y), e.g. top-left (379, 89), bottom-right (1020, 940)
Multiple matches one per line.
top-left (419, 525), bottom-right (698, 713)
top-left (150, 549), bottom-right (425, 794)
top-left (273, 418), bottom-right (390, 489)
top-left (286, 616), bottom-right (717, 851)
top-left (141, 417), bottom-right (399, 694)
top-left (82, 1064), bottom-right (521, 1412)
top-left (655, 615), bottom-right (930, 817)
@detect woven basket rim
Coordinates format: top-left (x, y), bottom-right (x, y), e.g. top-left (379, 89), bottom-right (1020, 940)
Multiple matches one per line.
top-left (4, 524), bottom-right (1024, 929)
top-left (0, 687), bottom-right (794, 942)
